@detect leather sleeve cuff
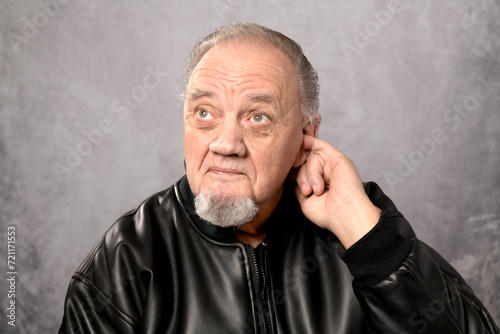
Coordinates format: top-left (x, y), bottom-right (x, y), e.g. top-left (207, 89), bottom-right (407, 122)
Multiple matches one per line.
top-left (338, 211), bottom-right (413, 288)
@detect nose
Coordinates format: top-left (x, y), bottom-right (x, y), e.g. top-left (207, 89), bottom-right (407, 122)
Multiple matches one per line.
top-left (209, 120), bottom-right (247, 157)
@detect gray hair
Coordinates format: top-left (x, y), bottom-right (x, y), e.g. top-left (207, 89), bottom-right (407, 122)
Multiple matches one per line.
top-left (194, 192), bottom-right (259, 228)
top-left (183, 22), bottom-right (320, 123)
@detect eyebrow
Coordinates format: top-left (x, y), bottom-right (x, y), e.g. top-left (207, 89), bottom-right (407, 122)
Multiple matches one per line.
top-left (248, 93), bottom-right (279, 105)
top-left (186, 89), bottom-right (214, 101)
top-left (186, 89), bottom-right (279, 106)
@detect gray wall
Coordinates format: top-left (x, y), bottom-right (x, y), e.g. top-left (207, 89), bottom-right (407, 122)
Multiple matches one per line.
top-left (1, 0), bottom-right (499, 332)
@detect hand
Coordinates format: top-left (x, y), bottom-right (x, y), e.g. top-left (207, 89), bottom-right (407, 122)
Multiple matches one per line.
top-left (293, 135), bottom-right (381, 249)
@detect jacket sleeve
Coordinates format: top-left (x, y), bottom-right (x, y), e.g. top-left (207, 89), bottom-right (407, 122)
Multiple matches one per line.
top-left (59, 273), bottom-right (137, 334)
top-left (59, 230), bottom-right (140, 334)
top-left (338, 182), bottom-right (499, 333)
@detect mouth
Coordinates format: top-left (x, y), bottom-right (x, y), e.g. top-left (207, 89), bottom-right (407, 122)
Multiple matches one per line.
top-left (207, 167), bottom-right (245, 176)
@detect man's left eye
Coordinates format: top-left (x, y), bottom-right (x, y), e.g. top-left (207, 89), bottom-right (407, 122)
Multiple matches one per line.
top-left (251, 114), bottom-right (269, 123)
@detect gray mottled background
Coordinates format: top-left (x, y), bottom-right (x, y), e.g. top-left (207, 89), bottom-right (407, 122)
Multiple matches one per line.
top-left (1, 0), bottom-right (499, 332)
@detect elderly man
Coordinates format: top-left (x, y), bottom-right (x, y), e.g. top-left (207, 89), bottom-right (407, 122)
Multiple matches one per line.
top-left (60, 23), bottom-right (498, 333)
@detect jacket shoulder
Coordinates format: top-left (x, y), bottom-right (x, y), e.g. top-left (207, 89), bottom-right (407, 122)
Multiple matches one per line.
top-left (74, 183), bottom-right (180, 276)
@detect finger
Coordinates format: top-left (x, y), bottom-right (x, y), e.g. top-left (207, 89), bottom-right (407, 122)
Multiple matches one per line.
top-left (295, 164), bottom-right (313, 196)
top-left (305, 153), bottom-right (326, 195)
top-left (301, 135), bottom-right (351, 184)
top-left (302, 135), bottom-right (343, 157)
top-left (294, 184), bottom-right (307, 207)
top-left (301, 134), bottom-right (328, 152)
top-left (296, 152), bottom-right (326, 196)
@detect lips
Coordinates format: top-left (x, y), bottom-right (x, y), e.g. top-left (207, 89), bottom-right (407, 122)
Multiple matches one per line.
top-left (207, 166), bottom-right (244, 175)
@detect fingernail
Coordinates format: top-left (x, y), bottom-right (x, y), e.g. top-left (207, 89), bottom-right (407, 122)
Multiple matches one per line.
top-left (301, 184), bottom-right (307, 191)
top-left (312, 184), bottom-right (317, 192)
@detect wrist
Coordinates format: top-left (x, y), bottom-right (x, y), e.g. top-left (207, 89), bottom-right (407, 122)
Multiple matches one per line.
top-left (338, 210), bottom-right (413, 287)
top-left (330, 197), bottom-right (381, 249)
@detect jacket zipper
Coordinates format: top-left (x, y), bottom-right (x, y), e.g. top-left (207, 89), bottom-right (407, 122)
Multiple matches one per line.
top-left (249, 242), bottom-right (270, 334)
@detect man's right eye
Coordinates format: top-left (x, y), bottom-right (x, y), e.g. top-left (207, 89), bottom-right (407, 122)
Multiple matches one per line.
top-left (197, 109), bottom-right (212, 119)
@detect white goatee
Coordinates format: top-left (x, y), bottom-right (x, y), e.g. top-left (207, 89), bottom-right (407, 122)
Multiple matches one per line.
top-left (194, 192), bottom-right (259, 228)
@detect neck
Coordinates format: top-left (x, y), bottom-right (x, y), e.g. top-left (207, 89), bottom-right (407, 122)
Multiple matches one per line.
top-left (233, 187), bottom-right (284, 247)
top-left (233, 221), bottom-right (267, 248)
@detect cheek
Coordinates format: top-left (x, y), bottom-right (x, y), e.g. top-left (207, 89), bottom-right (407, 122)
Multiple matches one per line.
top-left (184, 137), bottom-right (206, 196)
top-left (184, 131), bottom-right (208, 171)
top-left (253, 135), bottom-right (302, 178)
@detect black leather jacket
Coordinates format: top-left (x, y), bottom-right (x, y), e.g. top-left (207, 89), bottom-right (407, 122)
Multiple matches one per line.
top-left (60, 176), bottom-right (498, 333)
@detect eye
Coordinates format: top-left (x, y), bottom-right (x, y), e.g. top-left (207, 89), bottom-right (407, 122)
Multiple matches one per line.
top-left (197, 109), bottom-right (212, 119)
top-left (251, 114), bottom-right (269, 123)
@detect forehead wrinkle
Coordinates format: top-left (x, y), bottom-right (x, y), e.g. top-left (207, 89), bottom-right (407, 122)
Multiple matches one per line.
top-left (187, 89), bottom-right (215, 102)
top-left (247, 93), bottom-right (278, 104)
top-left (190, 72), bottom-right (284, 103)
top-left (228, 73), bottom-right (290, 107)
top-left (194, 58), bottom-right (293, 85)
top-left (188, 54), bottom-right (298, 116)
top-left (191, 39), bottom-right (298, 93)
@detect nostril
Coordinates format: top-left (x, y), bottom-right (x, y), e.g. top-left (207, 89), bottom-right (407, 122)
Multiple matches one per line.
top-left (209, 139), bottom-right (230, 155)
top-left (209, 138), bottom-right (246, 157)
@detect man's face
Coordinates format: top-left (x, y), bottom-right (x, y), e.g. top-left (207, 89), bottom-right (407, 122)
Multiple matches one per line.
top-left (183, 39), bottom-right (308, 214)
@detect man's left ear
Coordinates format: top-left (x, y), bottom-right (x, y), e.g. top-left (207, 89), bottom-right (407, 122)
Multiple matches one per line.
top-left (292, 113), bottom-right (321, 167)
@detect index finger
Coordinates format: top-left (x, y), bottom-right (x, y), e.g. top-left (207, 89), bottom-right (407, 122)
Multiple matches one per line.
top-left (302, 135), bottom-right (341, 155)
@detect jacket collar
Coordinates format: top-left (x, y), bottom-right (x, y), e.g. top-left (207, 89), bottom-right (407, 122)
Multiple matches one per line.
top-left (176, 175), bottom-right (303, 245)
top-left (177, 175), bottom-right (238, 243)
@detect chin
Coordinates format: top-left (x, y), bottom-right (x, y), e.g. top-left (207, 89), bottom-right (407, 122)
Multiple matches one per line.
top-left (202, 182), bottom-right (253, 198)
top-left (204, 188), bottom-right (251, 201)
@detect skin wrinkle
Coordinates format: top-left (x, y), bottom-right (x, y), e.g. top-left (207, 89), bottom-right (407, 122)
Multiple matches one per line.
top-left (187, 90), bottom-right (282, 124)
top-left (189, 42), bottom-right (295, 111)
top-left (185, 46), bottom-right (298, 133)
top-left (183, 40), bottom-right (313, 238)
top-left (187, 89), bottom-right (280, 107)
top-left (187, 81), bottom-right (288, 121)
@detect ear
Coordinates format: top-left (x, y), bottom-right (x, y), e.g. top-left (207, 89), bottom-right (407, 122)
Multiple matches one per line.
top-left (292, 113), bottom-right (321, 167)
top-left (304, 113), bottom-right (321, 138)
